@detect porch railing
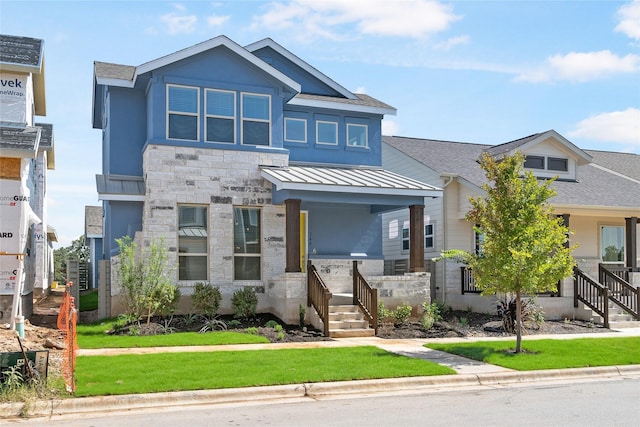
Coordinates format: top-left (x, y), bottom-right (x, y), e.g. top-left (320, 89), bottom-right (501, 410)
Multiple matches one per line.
top-left (599, 264), bottom-right (640, 321)
top-left (574, 267), bottom-right (609, 328)
top-left (352, 261), bottom-right (378, 333)
top-left (307, 260), bottom-right (332, 337)
top-left (460, 267), bottom-right (481, 294)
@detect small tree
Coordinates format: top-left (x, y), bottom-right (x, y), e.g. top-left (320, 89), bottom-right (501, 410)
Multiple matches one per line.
top-left (116, 236), bottom-right (180, 326)
top-left (449, 152), bottom-right (575, 353)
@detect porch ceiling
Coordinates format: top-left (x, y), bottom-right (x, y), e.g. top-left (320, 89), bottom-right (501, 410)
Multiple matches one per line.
top-left (260, 165), bottom-right (442, 198)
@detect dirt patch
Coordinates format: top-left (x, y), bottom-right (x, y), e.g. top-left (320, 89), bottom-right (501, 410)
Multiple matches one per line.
top-left (377, 310), bottom-right (609, 339)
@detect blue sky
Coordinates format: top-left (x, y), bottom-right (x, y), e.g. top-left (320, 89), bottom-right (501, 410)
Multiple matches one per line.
top-left (1, 0), bottom-right (638, 248)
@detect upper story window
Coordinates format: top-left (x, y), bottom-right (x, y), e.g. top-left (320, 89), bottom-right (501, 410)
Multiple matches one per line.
top-left (206, 89), bottom-right (235, 143)
top-left (167, 85), bottom-right (199, 141)
top-left (284, 118), bottom-right (307, 143)
top-left (547, 157), bottom-right (568, 172)
top-left (524, 155), bottom-right (569, 172)
top-left (317, 121), bottom-right (338, 145)
top-left (524, 155), bottom-right (544, 169)
top-left (347, 124), bottom-right (368, 148)
top-left (242, 93), bottom-right (270, 146)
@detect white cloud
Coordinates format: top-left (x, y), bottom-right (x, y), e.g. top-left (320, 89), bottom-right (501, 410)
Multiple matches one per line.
top-left (568, 108), bottom-right (640, 148)
top-left (207, 15), bottom-right (230, 27)
top-left (616, 0), bottom-right (640, 41)
top-left (515, 50), bottom-right (640, 83)
top-left (434, 35), bottom-right (470, 51)
top-left (160, 3), bottom-right (198, 35)
top-left (251, 0), bottom-right (460, 41)
top-left (353, 86), bottom-right (367, 94)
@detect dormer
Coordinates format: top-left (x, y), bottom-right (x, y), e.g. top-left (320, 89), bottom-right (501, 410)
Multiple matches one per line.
top-left (484, 130), bottom-right (592, 181)
top-left (0, 35), bottom-right (45, 127)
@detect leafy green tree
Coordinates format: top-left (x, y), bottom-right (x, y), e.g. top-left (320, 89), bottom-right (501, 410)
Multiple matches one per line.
top-left (116, 236), bottom-right (180, 325)
top-left (53, 235), bottom-right (89, 282)
top-left (446, 152), bottom-right (575, 353)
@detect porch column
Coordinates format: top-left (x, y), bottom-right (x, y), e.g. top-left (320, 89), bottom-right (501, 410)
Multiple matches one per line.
top-left (625, 217), bottom-right (638, 270)
top-left (285, 199), bottom-right (301, 273)
top-left (409, 204), bottom-right (425, 273)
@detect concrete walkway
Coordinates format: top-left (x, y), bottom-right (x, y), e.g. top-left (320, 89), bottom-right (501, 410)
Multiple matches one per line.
top-left (3, 329), bottom-right (640, 419)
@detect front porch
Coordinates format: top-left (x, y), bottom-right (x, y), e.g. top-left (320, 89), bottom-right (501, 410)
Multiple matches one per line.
top-left (265, 259), bottom-right (431, 337)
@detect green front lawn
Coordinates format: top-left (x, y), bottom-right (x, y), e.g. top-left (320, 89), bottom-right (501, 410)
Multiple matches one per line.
top-left (75, 346), bottom-right (455, 397)
top-left (77, 320), bottom-right (269, 349)
top-left (426, 337), bottom-right (640, 370)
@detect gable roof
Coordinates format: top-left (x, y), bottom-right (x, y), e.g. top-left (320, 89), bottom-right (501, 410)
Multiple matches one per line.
top-left (484, 130), bottom-right (592, 165)
top-left (0, 125), bottom-right (41, 158)
top-left (94, 35), bottom-right (300, 95)
top-left (383, 134), bottom-right (640, 210)
top-left (34, 122), bottom-right (54, 169)
top-left (245, 38), bottom-right (355, 100)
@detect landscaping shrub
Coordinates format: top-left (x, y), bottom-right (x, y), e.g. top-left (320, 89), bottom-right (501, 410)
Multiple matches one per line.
top-left (497, 295), bottom-right (545, 334)
top-left (391, 302), bottom-right (412, 326)
top-left (115, 236), bottom-right (180, 326)
top-left (421, 302), bottom-right (443, 331)
top-left (231, 288), bottom-right (258, 319)
top-left (192, 282), bottom-right (222, 318)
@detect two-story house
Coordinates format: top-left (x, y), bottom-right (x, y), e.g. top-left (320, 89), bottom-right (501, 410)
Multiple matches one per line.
top-left (0, 34), bottom-right (57, 328)
top-left (382, 131), bottom-right (640, 327)
top-left (92, 36), bottom-right (441, 332)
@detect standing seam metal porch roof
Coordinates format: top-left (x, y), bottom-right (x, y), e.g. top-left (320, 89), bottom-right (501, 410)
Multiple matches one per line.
top-left (260, 165), bottom-right (441, 197)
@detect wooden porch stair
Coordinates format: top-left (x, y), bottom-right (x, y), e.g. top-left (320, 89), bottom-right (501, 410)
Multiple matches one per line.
top-left (328, 304), bottom-right (375, 338)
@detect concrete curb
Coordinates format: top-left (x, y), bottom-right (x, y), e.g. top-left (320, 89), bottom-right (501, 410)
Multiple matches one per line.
top-left (2, 365), bottom-right (640, 419)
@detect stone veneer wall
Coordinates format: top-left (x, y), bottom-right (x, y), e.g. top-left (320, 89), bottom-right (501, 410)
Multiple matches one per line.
top-left (109, 145), bottom-right (291, 319)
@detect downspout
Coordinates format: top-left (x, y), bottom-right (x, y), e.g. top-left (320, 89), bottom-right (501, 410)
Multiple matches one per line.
top-left (440, 174), bottom-right (456, 306)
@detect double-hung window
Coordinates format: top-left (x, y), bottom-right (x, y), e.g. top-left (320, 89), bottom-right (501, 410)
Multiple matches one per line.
top-left (402, 221), bottom-right (410, 251)
top-left (317, 121), bottom-right (338, 145)
top-left (601, 225), bottom-right (624, 263)
top-left (425, 223), bottom-right (434, 249)
top-left (206, 89), bottom-right (235, 143)
top-left (284, 117), bottom-right (307, 143)
top-left (178, 205), bottom-right (208, 280)
top-left (241, 93), bottom-right (270, 146)
top-left (234, 207), bottom-right (261, 280)
top-left (167, 85), bottom-right (199, 141)
top-left (347, 124), bottom-right (368, 148)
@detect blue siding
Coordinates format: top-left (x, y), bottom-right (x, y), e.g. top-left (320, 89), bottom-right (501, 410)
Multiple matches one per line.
top-left (107, 87), bottom-right (146, 176)
top-left (284, 107), bottom-right (383, 166)
top-left (251, 46), bottom-right (342, 97)
top-left (145, 46), bottom-right (289, 150)
top-left (103, 201), bottom-right (143, 257)
top-left (305, 203), bottom-right (382, 258)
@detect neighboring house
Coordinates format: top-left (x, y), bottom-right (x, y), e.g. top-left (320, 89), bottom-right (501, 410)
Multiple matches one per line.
top-left (92, 35), bottom-right (441, 329)
top-left (84, 205), bottom-right (103, 290)
top-left (0, 35), bottom-right (57, 325)
top-left (382, 131), bottom-right (640, 325)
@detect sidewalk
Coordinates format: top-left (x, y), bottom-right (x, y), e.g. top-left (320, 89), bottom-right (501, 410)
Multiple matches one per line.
top-left (3, 329), bottom-right (640, 419)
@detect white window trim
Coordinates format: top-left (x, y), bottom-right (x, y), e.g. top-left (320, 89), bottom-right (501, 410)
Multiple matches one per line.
top-left (233, 206), bottom-right (262, 281)
top-left (347, 123), bottom-right (368, 148)
top-left (284, 117), bottom-right (307, 143)
top-left (205, 88), bottom-right (236, 144)
top-left (178, 204), bottom-right (208, 281)
top-left (425, 223), bottom-right (434, 249)
top-left (316, 120), bottom-right (338, 145)
top-left (166, 84), bottom-right (200, 142)
top-left (401, 220), bottom-right (410, 252)
top-left (600, 224), bottom-right (625, 264)
top-left (240, 92), bottom-right (271, 146)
